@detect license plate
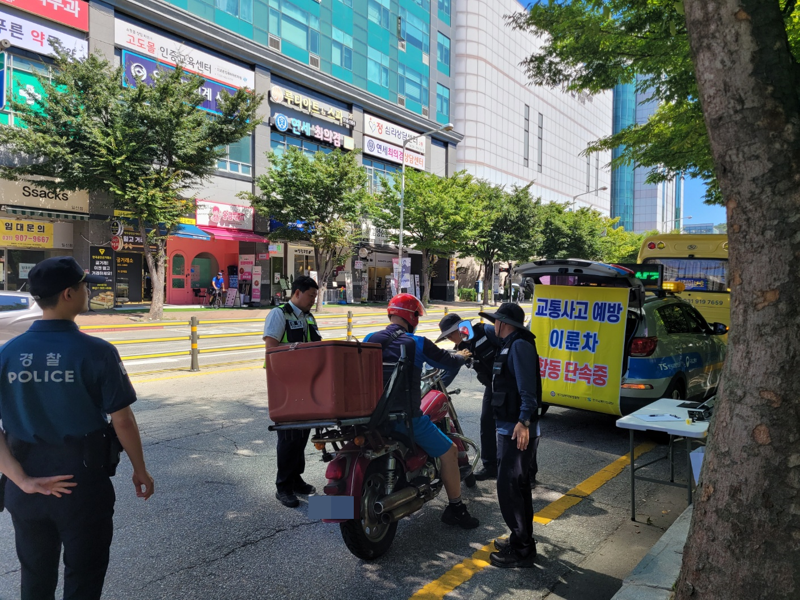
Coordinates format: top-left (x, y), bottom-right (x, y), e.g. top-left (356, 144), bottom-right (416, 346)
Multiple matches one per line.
top-left (308, 495), bottom-right (354, 520)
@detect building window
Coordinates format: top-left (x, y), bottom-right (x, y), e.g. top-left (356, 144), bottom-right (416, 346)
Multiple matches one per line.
top-left (523, 104), bottom-right (530, 167)
top-left (338, 0), bottom-right (352, 6)
top-left (363, 157), bottom-right (398, 194)
top-left (368, 47), bottom-right (390, 88)
top-left (218, 135), bottom-right (252, 175)
top-left (595, 154), bottom-right (600, 194)
top-left (271, 131), bottom-right (333, 157)
top-left (216, 0), bottom-right (253, 22)
top-left (537, 113), bottom-right (543, 172)
top-left (368, 0), bottom-right (390, 29)
top-left (410, 0), bottom-right (430, 10)
top-left (438, 0), bottom-right (450, 18)
top-left (400, 8), bottom-right (430, 54)
top-left (436, 32), bottom-right (450, 75)
top-left (436, 84), bottom-right (450, 124)
top-left (332, 27), bottom-right (353, 70)
top-left (398, 64), bottom-right (429, 106)
top-left (271, 0), bottom-right (320, 53)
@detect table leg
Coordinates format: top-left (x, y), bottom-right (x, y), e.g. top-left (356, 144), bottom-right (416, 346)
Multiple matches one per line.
top-left (669, 435), bottom-right (675, 483)
top-left (630, 429), bottom-right (636, 521)
top-left (686, 437), bottom-right (693, 505)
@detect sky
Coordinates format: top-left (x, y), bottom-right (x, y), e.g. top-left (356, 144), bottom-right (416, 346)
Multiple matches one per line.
top-left (682, 177), bottom-right (726, 226)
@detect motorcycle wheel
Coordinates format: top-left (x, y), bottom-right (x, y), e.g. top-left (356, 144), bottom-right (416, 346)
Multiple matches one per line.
top-left (339, 466), bottom-right (398, 561)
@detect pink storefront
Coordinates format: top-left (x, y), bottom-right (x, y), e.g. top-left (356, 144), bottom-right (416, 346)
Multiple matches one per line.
top-left (166, 201), bottom-right (268, 305)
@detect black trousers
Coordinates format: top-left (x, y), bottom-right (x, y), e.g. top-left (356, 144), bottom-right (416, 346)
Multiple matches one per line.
top-left (275, 428), bottom-right (311, 493)
top-left (5, 444), bottom-right (115, 600)
top-left (479, 385), bottom-right (497, 469)
top-left (496, 431), bottom-right (536, 555)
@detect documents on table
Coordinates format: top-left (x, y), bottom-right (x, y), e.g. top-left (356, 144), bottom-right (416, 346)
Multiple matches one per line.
top-left (637, 413), bottom-right (684, 422)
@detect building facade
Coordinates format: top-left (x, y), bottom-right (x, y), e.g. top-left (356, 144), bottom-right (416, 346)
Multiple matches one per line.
top-left (451, 0), bottom-right (613, 213)
top-left (611, 79), bottom-right (684, 233)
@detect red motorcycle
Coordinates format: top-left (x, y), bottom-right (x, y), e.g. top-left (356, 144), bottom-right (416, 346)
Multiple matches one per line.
top-left (274, 365), bottom-right (480, 560)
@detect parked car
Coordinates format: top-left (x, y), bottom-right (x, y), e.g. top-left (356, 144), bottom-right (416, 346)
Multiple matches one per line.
top-left (0, 292), bottom-right (42, 345)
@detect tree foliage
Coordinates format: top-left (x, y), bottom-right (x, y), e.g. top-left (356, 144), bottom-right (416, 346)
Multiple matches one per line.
top-left (538, 202), bottom-right (606, 260)
top-left (244, 147), bottom-right (369, 311)
top-left (0, 49), bottom-right (263, 319)
top-left (599, 218), bottom-right (653, 264)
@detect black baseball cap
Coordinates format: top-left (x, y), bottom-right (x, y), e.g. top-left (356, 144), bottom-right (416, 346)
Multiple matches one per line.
top-left (436, 313), bottom-right (462, 343)
top-left (28, 256), bottom-right (105, 300)
top-left (479, 303), bottom-right (527, 330)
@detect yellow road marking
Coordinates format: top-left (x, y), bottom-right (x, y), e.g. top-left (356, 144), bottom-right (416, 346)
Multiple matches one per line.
top-left (409, 442), bottom-right (657, 600)
top-left (131, 364), bottom-right (263, 384)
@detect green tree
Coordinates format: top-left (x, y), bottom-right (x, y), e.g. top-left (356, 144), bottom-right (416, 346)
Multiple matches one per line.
top-left (371, 170), bottom-right (481, 306)
top-left (0, 50), bottom-right (263, 320)
top-left (599, 218), bottom-right (652, 263)
top-left (508, 0), bottom-right (800, 205)
top-left (538, 202), bottom-right (606, 260)
top-left (461, 182), bottom-right (543, 304)
top-left (244, 147), bottom-right (369, 312)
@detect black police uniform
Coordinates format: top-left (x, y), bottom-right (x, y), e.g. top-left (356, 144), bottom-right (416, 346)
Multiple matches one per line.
top-left (0, 320), bottom-right (137, 600)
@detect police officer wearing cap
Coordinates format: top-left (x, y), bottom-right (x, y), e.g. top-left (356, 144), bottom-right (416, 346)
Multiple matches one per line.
top-left (436, 313), bottom-right (501, 480)
top-left (0, 256), bottom-right (154, 599)
top-left (479, 302), bottom-right (542, 568)
top-left (262, 275), bottom-right (321, 508)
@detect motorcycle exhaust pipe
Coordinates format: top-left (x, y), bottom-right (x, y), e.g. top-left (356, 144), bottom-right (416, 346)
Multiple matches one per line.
top-left (374, 486), bottom-right (418, 515)
top-left (381, 497), bottom-right (425, 524)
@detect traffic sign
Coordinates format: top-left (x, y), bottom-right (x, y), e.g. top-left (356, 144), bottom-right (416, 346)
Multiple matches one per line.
top-left (111, 235), bottom-right (122, 252)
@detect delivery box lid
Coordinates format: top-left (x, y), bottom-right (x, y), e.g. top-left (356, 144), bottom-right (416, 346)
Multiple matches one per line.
top-left (266, 340), bottom-right (383, 355)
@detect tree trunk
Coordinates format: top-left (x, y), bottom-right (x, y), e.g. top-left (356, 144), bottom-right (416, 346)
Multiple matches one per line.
top-left (483, 260), bottom-right (494, 306)
top-left (141, 225), bottom-right (165, 321)
top-left (421, 250), bottom-right (432, 306)
top-left (313, 247), bottom-right (332, 313)
top-left (675, 2), bottom-right (800, 599)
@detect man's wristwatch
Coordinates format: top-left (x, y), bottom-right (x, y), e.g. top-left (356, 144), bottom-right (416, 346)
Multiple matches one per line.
top-left (518, 419), bottom-right (531, 428)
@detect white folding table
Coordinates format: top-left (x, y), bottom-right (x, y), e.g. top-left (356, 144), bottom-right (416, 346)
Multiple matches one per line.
top-left (616, 398), bottom-right (709, 521)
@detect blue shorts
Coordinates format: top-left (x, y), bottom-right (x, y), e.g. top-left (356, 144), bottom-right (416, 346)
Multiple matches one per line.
top-left (392, 416), bottom-right (454, 458)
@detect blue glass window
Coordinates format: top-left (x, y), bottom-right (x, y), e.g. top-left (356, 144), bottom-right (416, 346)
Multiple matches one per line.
top-left (270, 1), bottom-right (320, 53)
top-left (438, 0), bottom-right (449, 17)
top-left (216, 0), bottom-right (253, 22)
top-left (368, 0), bottom-right (390, 29)
top-left (332, 28), bottom-right (353, 70)
top-left (218, 135), bottom-right (253, 175)
top-left (338, 0), bottom-right (352, 6)
top-left (271, 131), bottom-right (332, 157)
top-left (436, 32), bottom-right (450, 74)
top-left (400, 8), bottom-right (429, 54)
top-left (411, 0), bottom-right (430, 10)
top-left (362, 157), bottom-right (398, 193)
top-left (368, 47), bottom-right (390, 88)
top-left (398, 64), bottom-right (429, 105)
top-left (436, 84), bottom-right (449, 123)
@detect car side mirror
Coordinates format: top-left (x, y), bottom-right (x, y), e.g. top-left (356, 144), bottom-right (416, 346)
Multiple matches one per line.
top-left (712, 322), bottom-right (729, 335)
top-left (459, 320), bottom-right (475, 341)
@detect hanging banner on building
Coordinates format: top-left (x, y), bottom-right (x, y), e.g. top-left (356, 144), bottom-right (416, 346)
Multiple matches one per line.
top-left (414, 274), bottom-right (420, 299)
top-left (400, 257), bottom-right (411, 289)
top-left (271, 113), bottom-right (354, 150)
top-left (89, 246), bottom-right (115, 308)
top-left (121, 50), bottom-right (238, 116)
top-left (252, 265), bottom-right (262, 303)
top-left (269, 84), bottom-right (355, 128)
top-left (0, 0), bottom-right (89, 32)
top-left (1, 217), bottom-right (53, 248)
top-left (363, 136), bottom-right (425, 170)
top-left (238, 254), bottom-right (254, 282)
top-left (364, 113), bottom-right (425, 154)
top-left (0, 178), bottom-right (89, 213)
top-left (529, 285), bottom-right (629, 416)
top-left (196, 200), bottom-right (254, 230)
top-left (114, 18), bottom-right (253, 89)
top-left (0, 9), bottom-right (87, 57)
top-left (449, 259), bottom-right (457, 281)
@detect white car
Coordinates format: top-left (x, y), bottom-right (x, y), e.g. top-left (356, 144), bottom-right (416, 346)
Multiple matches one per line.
top-left (0, 292), bottom-right (42, 345)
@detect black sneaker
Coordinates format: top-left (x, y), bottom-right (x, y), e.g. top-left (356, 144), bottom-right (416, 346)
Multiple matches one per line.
top-left (473, 467), bottom-right (498, 481)
top-left (275, 490), bottom-right (300, 508)
top-left (293, 480), bottom-right (316, 495)
top-left (490, 544), bottom-right (536, 569)
top-left (493, 537), bottom-right (510, 551)
top-left (441, 502), bottom-right (480, 529)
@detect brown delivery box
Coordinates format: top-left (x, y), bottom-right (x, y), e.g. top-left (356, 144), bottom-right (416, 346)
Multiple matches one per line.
top-left (266, 340), bottom-right (384, 422)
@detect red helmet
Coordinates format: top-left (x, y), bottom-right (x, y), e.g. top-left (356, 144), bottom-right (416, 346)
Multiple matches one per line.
top-left (387, 293), bottom-right (425, 330)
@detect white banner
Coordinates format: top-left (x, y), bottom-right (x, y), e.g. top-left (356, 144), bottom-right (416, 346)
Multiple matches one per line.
top-left (196, 200), bottom-right (254, 230)
top-left (252, 265), bottom-right (262, 302)
top-left (363, 136), bottom-right (425, 170)
top-left (114, 18), bottom-right (253, 89)
top-left (0, 9), bottom-right (87, 57)
top-left (364, 113), bottom-right (425, 154)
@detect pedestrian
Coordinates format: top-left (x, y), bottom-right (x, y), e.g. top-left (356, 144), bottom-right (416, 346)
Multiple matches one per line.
top-left (0, 256), bottom-right (154, 600)
top-left (211, 271), bottom-right (226, 307)
top-left (478, 303), bottom-right (542, 568)
top-left (263, 275), bottom-right (321, 508)
top-left (436, 313), bottom-right (501, 481)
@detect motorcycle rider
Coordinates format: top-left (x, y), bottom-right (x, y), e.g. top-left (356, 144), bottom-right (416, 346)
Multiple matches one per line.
top-left (436, 313), bottom-right (501, 481)
top-left (364, 294), bottom-right (479, 529)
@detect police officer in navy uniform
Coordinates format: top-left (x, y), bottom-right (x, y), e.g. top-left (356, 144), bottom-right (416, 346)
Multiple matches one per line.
top-left (0, 256), bottom-right (154, 599)
top-left (436, 313), bottom-right (501, 480)
top-left (479, 303), bottom-right (542, 568)
top-left (262, 275), bottom-right (321, 508)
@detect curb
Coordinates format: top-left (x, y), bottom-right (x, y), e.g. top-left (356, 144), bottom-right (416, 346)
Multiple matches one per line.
top-left (611, 505), bottom-right (692, 600)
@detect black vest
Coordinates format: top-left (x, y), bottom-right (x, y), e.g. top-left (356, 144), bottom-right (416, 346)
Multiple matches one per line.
top-left (280, 303), bottom-right (322, 343)
top-left (491, 330), bottom-right (541, 422)
top-left (467, 323), bottom-right (497, 385)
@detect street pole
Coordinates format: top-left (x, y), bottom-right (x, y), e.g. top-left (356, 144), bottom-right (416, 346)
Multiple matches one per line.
top-left (571, 186), bottom-right (608, 211)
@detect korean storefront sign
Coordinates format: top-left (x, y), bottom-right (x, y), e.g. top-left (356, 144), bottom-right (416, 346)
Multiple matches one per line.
top-left (529, 285), bottom-right (630, 416)
top-left (1, 217), bottom-right (52, 248)
top-left (114, 18), bottom-right (253, 89)
top-left (251, 265), bottom-right (262, 302)
top-left (122, 51), bottom-right (238, 116)
top-left (89, 246), bottom-right (115, 308)
top-left (364, 113), bottom-right (425, 155)
top-left (196, 200), bottom-right (254, 230)
top-left (238, 254), bottom-right (254, 282)
top-left (0, 0), bottom-right (89, 31)
top-left (271, 113), bottom-right (354, 150)
top-left (0, 178), bottom-right (89, 213)
top-left (0, 9), bottom-right (87, 57)
top-left (363, 136), bottom-right (425, 170)
top-left (269, 85), bottom-right (355, 128)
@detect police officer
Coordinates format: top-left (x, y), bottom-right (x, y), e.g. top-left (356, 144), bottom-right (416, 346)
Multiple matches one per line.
top-left (436, 313), bottom-right (501, 480)
top-left (0, 256), bottom-right (154, 599)
top-left (262, 275), bottom-right (321, 508)
top-left (479, 303), bottom-right (542, 568)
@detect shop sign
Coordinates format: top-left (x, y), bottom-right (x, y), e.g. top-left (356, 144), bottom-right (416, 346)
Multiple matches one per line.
top-left (292, 247), bottom-right (314, 256)
top-left (271, 113), bottom-right (354, 150)
top-left (361, 221), bottom-right (391, 246)
top-left (0, 0), bottom-right (89, 32)
top-left (196, 200), bottom-right (254, 230)
top-left (119, 228), bottom-right (157, 252)
top-left (238, 254), bottom-right (254, 281)
top-left (115, 18), bottom-right (253, 89)
top-left (18, 262), bottom-right (35, 278)
top-left (268, 243), bottom-right (283, 257)
top-left (1, 217), bottom-right (52, 248)
top-left (257, 252), bottom-right (267, 260)
top-left (122, 51), bottom-right (238, 117)
top-left (364, 113), bottom-right (425, 154)
top-left (252, 265), bottom-right (262, 302)
top-left (449, 258), bottom-right (456, 281)
top-left (0, 178), bottom-right (89, 213)
top-left (89, 246), bottom-right (115, 308)
top-left (0, 9), bottom-right (87, 57)
top-left (363, 135), bottom-right (425, 170)
top-left (354, 260), bottom-right (364, 270)
top-left (269, 85), bottom-right (355, 128)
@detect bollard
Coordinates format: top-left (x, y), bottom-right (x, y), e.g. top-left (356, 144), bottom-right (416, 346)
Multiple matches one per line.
top-left (479, 305), bottom-right (484, 323)
top-left (444, 306), bottom-right (449, 316)
top-left (347, 310), bottom-right (353, 341)
top-left (189, 316), bottom-right (199, 371)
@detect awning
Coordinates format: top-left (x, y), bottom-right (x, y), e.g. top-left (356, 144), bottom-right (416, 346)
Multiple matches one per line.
top-left (198, 225), bottom-right (269, 243)
top-left (170, 223), bottom-right (212, 240)
top-left (2, 206), bottom-right (90, 221)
